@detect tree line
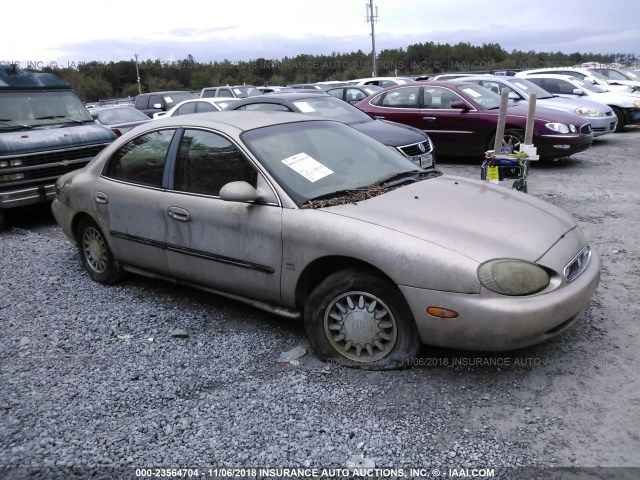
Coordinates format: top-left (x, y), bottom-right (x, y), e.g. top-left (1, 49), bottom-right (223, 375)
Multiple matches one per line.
top-left (41, 42), bottom-right (638, 102)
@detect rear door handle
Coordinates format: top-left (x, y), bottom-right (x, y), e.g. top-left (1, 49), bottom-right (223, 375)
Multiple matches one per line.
top-left (373, 116), bottom-right (385, 120)
top-left (167, 206), bottom-right (191, 222)
top-left (95, 191), bottom-right (108, 204)
top-left (422, 117), bottom-right (436, 122)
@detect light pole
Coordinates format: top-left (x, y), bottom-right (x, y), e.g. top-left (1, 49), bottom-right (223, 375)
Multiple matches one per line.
top-left (366, 0), bottom-right (378, 77)
top-left (134, 53), bottom-right (142, 95)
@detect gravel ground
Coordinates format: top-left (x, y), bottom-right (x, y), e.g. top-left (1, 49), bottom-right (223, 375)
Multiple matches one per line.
top-left (1, 128), bottom-right (639, 480)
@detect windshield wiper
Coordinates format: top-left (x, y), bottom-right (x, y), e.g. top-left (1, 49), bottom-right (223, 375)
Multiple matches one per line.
top-left (35, 115), bottom-right (85, 124)
top-left (379, 170), bottom-right (424, 188)
top-left (307, 187), bottom-right (371, 202)
top-left (0, 119), bottom-right (32, 130)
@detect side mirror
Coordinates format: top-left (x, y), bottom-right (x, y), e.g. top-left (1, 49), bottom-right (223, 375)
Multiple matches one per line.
top-left (450, 100), bottom-right (470, 110)
top-left (508, 92), bottom-right (520, 100)
top-left (219, 181), bottom-right (261, 202)
top-left (572, 88), bottom-right (585, 96)
top-left (584, 76), bottom-right (598, 85)
top-left (152, 103), bottom-right (163, 109)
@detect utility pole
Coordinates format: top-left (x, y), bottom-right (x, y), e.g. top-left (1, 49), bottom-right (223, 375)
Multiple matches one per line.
top-left (366, 0), bottom-right (379, 77)
top-left (134, 53), bottom-right (142, 95)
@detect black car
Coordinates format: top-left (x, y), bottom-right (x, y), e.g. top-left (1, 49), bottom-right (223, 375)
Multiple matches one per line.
top-left (326, 85), bottom-right (383, 105)
top-left (133, 91), bottom-right (196, 118)
top-left (226, 92), bottom-right (436, 169)
top-left (87, 105), bottom-right (152, 137)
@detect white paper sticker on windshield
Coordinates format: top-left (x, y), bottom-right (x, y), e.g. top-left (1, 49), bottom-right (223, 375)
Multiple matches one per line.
top-left (282, 153), bottom-right (333, 182)
top-left (164, 96), bottom-right (174, 103)
top-left (461, 88), bottom-right (481, 98)
top-left (233, 88), bottom-right (242, 94)
top-left (512, 82), bottom-right (528, 90)
top-left (293, 101), bottom-right (316, 113)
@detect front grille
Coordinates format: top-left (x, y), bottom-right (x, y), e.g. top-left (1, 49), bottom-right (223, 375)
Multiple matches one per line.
top-left (399, 140), bottom-right (432, 157)
top-left (564, 245), bottom-right (591, 282)
top-left (17, 145), bottom-right (108, 167)
top-left (580, 123), bottom-right (592, 135)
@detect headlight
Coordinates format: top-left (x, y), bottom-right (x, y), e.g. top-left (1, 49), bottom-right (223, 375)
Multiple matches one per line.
top-left (575, 107), bottom-right (604, 117)
top-left (545, 122), bottom-right (570, 134)
top-left (478, 259), bottom-right (550, 296)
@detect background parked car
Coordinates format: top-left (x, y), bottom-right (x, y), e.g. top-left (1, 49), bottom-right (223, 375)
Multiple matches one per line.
top-left (134, 91), bottom-right (196, 118)
top-left (350, 77), bottom-right (417, 88)
top-left (326, 85), bottom-right (383, 105)
top-left (51, 112), bottom-right (600, 368)
top-left (200, 85), bottom-right (263, 99)
top-left (226, 92), bottom-right (435, 169)
top-left (88, 105), bottom-right (152, 137)
top-left (152, 98), bottom-right (240, 119)
top-left (461, 75), bottom-right (617, 137)
top-left (521, 74), bottom-right (640, 132)
top-left (356, 81), bottom-right (594, 159)
top-left (586, 66), bottom-right (640, 84)
top-left (517, 67), bottom-right (639, 93)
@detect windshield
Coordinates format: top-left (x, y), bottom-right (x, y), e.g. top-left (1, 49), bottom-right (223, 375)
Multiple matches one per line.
top-left (0, 90), bottom-right (93, 129)
top-left (93, 107), bottom-right (150, 124)
top-left (585, 70), bottom-right (611, 82)
top-left (234, 87), bottom-right (263, 98)
top-left (505, 78), bottom-right (555, 99)
top-left (621, 69), bottom-right (640, 80)
top-left (572, 78), bottom-right (607, 94)
top-left (242, 120), bottom-right (422, 206)
top-left (162, 92), bottom-right (196, 108)
top-left (292, 96), bottom-right (373, 124)
top-left (458, 84), bottom-right (501, 109)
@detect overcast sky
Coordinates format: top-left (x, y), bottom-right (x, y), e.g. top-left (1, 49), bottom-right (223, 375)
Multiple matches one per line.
top-left (4, 0), bottom-right (640, 69)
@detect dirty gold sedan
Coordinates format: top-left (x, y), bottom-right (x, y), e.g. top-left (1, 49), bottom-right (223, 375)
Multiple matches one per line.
top-left (52, 111), bottom-right (600, 369)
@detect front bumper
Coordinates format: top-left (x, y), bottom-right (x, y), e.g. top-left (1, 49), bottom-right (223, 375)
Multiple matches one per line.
top-left (400, 247), bottom-right (601, 351)
top-left (589, 115), bottom-right (618, 137)
top-left (0, 183), bottom-right (55, 209)
top-left (536, 133), bottom-right (593, 158)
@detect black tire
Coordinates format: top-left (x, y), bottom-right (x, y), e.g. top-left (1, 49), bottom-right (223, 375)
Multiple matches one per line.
top-left (304, 269), bottom-right (421, 370)
top-left (76, 217), bottom-right (122, 284)
top-left (0, 211), bottom-right (6, 233)
top-left (488, 128), bottom-right (525, 154)
top-left (612, 106), bottom-right (626, 133)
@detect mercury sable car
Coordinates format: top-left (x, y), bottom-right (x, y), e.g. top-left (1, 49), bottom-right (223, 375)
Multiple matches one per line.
top-left (51, 112), bottom-right (600, 369)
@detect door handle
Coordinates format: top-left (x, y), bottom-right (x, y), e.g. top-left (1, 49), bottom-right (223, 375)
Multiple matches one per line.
top-left (167, 206), bottom-right (191, 222)
top-left (422, 117), bottom-right (436, 122)
top-left (373, 115), bottom-right (385, 119)
top-left (95, 191), bottom-right (108, 204)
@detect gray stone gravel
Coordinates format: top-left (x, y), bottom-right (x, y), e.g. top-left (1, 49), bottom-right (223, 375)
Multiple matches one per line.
top-left (1, 129), bottom-right (639, 480)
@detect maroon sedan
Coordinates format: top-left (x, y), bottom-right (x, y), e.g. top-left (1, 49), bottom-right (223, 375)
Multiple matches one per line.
top-left (355, 81), bottom-right (594, 158)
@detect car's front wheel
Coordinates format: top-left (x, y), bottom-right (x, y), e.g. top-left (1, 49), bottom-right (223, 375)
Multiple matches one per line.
top-left (304, 269), bottom-right (421, 369)
top-left (77, 217), bottom-right (122, 284)
top-left (612, 107), bottom-right (626, 132)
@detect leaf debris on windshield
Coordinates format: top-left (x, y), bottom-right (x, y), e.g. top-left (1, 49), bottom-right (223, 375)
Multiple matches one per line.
top-left (302, 170), bottom-right (442, 209)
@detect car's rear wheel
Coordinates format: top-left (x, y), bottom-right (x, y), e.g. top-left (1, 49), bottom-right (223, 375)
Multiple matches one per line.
top-left (304, 269), bottom-right (420, 369)
top-left (612, 107), bottom-right (626, 132)
top-left (77, 217), bottom-right (122, 284)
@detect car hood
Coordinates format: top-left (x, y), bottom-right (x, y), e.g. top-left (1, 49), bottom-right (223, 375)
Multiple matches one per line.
top-left (0, 123), bottom-right (116, 155)
top-left (504, 104), bottom-right (585, 124)
top-left (322, 175), bottom-right (577, 263)
top-left (537, 97), bottom-right (613, 115)
top-left (350, 119), bottom-right (428, 147)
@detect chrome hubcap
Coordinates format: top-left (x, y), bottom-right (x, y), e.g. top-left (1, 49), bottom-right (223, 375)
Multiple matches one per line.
top-left (324, 291), bottom-right (397, 363)
top-left (83, 227), bottom-right (107, 273)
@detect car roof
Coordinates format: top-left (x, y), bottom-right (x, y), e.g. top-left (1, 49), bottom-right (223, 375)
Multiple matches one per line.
top-left (146, 110), bottom-right (327, 133)
top-left (0, 65), bottom-right (70, 89)
top-left (233, 92), bottom-right (329, 102)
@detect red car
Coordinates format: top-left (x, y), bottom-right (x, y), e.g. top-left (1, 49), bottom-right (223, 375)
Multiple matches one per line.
top-left (355, 81), bottom-right (594, 158)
